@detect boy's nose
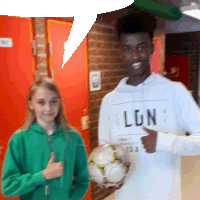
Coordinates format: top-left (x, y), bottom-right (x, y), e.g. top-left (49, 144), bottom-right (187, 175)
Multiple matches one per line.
top-left (131, 50), bottom-right (140, 60)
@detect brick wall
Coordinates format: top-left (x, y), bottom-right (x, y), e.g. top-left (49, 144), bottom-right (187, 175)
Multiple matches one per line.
top-left (32, 10), bottom-right (166, 200)
top-left (88, 18), bottom-right (128, 200)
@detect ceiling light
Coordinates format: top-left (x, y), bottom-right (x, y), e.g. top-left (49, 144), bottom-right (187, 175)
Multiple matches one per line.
top-left (180, 2), bottom-right (200, 20)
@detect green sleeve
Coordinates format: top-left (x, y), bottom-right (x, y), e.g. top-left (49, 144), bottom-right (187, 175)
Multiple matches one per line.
top-left (1, 133), bottom-right (48, 197)
top-left (69, 136), bottom-right (90, 200)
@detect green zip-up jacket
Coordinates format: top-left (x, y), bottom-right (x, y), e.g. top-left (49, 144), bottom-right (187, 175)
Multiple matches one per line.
top-left (1, 123), bottom-right (90, 200)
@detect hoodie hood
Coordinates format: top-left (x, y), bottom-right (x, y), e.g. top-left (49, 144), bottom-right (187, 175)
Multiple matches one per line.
top-left (29, 122), bottom-right (64, 136)
top-left (115, 73), bottom-right (158, 93)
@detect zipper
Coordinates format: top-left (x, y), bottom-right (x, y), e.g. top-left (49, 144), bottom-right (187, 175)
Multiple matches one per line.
top-left (45, 135), bottom-right (52, 200)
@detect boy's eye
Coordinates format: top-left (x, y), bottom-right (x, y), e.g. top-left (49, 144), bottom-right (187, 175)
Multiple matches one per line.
top-left (123, 48), bottom-right (131, 53)
top-left (51, 100), bottom-right (57, 104)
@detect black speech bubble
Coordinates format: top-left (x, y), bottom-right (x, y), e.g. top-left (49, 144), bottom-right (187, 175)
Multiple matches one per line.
top-left (62, 0), bottom-right (134, 68)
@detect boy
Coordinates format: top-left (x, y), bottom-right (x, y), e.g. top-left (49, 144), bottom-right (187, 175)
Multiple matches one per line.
top-left (98, 12), bottom-right (200, 200)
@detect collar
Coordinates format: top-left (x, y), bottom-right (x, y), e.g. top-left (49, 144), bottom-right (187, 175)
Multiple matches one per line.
top-left (116, 73), bottom-right (157, 92)
top-left (29, 122), bottom-right (63, 136)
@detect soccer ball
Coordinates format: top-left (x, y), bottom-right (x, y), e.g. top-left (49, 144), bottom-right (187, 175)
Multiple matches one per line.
top-left (88, 144), bottom-right (131, 187)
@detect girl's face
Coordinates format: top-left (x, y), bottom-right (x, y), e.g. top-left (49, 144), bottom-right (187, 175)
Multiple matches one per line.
top-left (29, 87), bottom-right (60, 125)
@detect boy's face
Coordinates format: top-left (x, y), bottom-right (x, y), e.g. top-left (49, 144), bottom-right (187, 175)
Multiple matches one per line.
top-left (119, 32), bottom-right (153, 78)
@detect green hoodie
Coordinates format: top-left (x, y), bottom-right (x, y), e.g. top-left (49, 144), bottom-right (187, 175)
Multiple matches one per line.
top-left (1, 123), bottom-right (90, 200)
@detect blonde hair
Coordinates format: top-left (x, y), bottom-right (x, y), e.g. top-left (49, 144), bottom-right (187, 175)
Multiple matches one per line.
top-left (22, 77), bottom-right (74, 139)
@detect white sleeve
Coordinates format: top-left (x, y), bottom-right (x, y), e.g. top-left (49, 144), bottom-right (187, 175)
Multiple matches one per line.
top-left (156, 82), bottom-right (200, 156)
top-left (98, 96), bottom-right (111, 145)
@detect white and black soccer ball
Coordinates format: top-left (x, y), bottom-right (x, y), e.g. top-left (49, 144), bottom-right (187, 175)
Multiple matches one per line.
top-left (88, 144), bottom-right (131, 187)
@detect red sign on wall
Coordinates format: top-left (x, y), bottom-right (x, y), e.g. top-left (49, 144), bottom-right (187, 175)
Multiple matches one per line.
top-left (165, 55), bottom-right (189, 88)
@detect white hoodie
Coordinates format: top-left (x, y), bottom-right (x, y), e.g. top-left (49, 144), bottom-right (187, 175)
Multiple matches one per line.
top-left (98, 73), bottom-right (200, 200)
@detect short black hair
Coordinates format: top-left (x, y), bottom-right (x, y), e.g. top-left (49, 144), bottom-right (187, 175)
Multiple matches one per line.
top-left (116, 12), bottom-right (157, 42)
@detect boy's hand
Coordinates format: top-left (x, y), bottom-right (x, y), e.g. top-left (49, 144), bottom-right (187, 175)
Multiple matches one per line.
top-left (104, 182), bottom-right (124, 190)
top-left (141, 126), bottom-right (157, 153)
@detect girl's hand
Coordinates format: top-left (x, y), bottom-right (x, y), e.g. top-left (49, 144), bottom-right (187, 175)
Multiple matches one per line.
top-left (42, 152), bottom-right (63, 180)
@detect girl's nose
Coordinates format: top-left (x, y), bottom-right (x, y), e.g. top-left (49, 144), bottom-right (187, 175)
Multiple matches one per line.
top-left (45, 103), bottom-right (51, 111)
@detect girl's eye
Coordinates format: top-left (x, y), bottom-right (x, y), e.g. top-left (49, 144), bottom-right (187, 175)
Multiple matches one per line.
top-left (37, 100), bottom-right (57, 105)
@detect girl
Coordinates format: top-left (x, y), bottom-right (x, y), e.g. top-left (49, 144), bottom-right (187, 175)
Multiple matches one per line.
top-left (1, 78), bottom-right (90, 200)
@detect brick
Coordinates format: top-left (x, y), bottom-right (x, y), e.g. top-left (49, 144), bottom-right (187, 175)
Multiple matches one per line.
top-left (101, 57), bottom-right (110, 63)
top-left (88, 41), bottom-right (102, 49)
top-left (35, 17), bottom-right (45, 34)
top-left (37, 56), bottom-right (48, 64)
top-left (90, 127), bottom-right (98, 136)
top-left (88, 56), bottom-right (95, 63)
top-left (89, 64), bottom-right (98, 70)
top-left (90, 91), bottom-right (109, 100)
top-left (101, 83), bottom-right (118, 91)
top-left (36, 37), bottom-right (46, 46)
top-left (88, 41), bottom-right (95, 48)
top-left (89, 33), bottom-right (99, 40)
top-left (102, 70), bottom-right (128, 77)
top-left (109, 49), bottom-right (118, 56)
top-left (91, 140), bottom-right (98, 151)
top-left (89, 107), bottom-right (100, 115)
top-left (96, 34), bottom-right (108, 41)
top-left (38, 74), bottom-right (48, 79)
top-left (97, 64), bottom-right (112, 70)
top-left (96, 14), bottom-right (104, 23)
top-left (90, 99), bottom-right (102, 107)
top-left (36, 46), bottom-right (46, 54)
top-left (110, 57), bottom-right (121, 63)
top-left (102, 76), bottom-right (125, 84)
top-left (98, 26), bottom-right (113, 34)
top-left (97, 43), bottom-right (102, 48)
top-left (89, 24), bottom-right (99, 32)
top-left (89, 49), bottom-right (108, 57)
top-left (37, 66), bottom-right (47, 73)
top-left (92, 190), bottom-right (100, 200)
top-left (91, 134), bottom-right (98, 143)
top-left (101, 42), bottom-right (112, 48)
top-left (37, 62), bottom-right (47, 68)
top-left (90, 120), bottom-right (98, 129)
top-left (91, 113), bottom-right (99, 121)
top-left (112, 63), bottom-right (125, 69)
top-left (88, 57), bottom-right (102, 64)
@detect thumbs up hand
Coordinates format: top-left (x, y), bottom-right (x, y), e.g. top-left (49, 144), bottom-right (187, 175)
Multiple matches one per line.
top-left (141, 126), bottom-right (157, 153)
top-left (42, 152), bottom-right (63, 180)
